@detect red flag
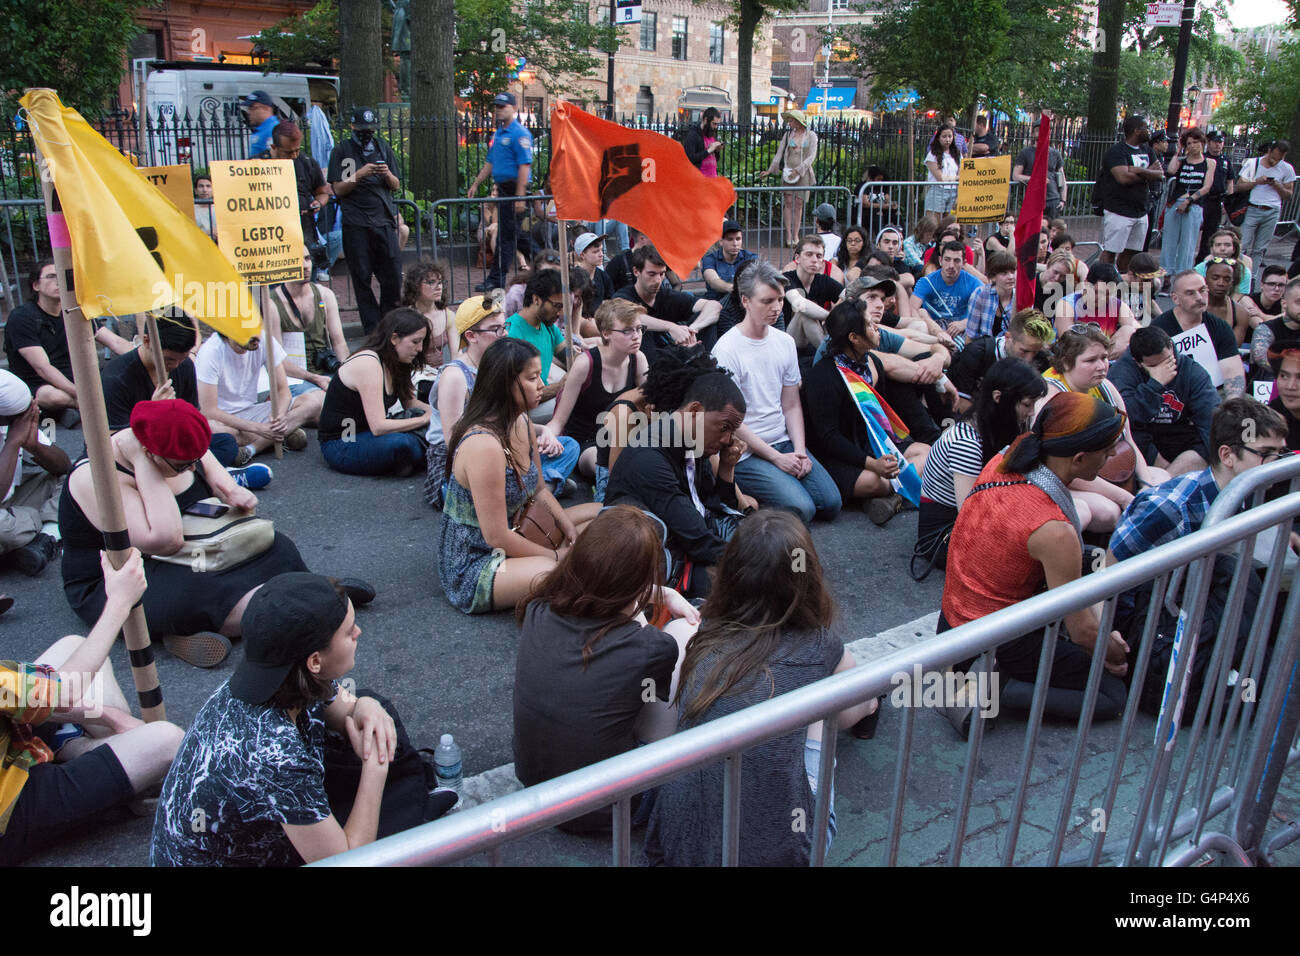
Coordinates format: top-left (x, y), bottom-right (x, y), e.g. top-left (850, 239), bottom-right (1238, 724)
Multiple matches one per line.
top-left (1014, 113), bottom-right (1052, 311)
top-left (549, 103), bottom-right (736, 280)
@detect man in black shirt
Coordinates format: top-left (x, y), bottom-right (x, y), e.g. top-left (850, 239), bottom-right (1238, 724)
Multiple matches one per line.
top-left (327, 107), bottom-right (402, 333)
top-left (613, 245), bottom-right (719, 359)
top-left (971, 115), bottom-right (1000, 157)
top-left (783, 235), bottom-right (843, 360)
top-left (1267, 343), bottom-right (1300, 451)
top-left (1251, 275), bottom-right (1300, 381)
top-left (3, 260), bottom-right (130, 423)
top-left (1198, 129), bottom-right (1235, 262)
top-left (1099, 115), bottom-right (1165, 273)
top-left (258, 121), bottom-right (331, 283)
top-left (949, 308), bottom-right (1054, 414)
top-left (605, 371), bottom-right (747, 597)
top-left (1152, 270), bottom-right (1245, 397)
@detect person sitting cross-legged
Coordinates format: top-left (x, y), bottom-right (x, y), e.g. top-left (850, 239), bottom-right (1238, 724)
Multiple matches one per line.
top-left (939, 392), bottom-right (1132, 731)
top-left (711, 261), bottom-right (842, 525)
top-left (1, 548), bottom-right (184, 866)
top-left (803, 297), bottom-right (930, 526)
top-left (196, 330), bottom-right (325, 464)
top-left (318, 308), bottom-right (431, 477)
top-left (1108, 326), bottom-right (1220, 477)
top-left (0, 370), bottom-right (69, 578)
top-left (605, 370), bottom-right (749, 599)
top-left (513, 506), bottom-right (700, 833)
top-left (910, 240), bottom-right (984, 345)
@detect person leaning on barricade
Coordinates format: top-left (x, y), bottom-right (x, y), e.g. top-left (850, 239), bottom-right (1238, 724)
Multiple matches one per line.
top-left (938, 392), bottom-right (1131, 733)
top-left (1107, 398), bottom-right (1293, 720)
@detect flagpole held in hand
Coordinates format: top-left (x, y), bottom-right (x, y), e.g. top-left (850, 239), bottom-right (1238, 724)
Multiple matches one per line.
top-left (259, 285), bottom-right (283, 459)
top-left (144, 311), bottom-right (169, 387)
top-left (557, 221), bottom-right (576, 364)
top-left (31, 126), bottom-right (167, 722)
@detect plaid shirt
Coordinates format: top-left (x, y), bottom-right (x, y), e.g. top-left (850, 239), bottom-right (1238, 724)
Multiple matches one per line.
top-left (0, 661), bottom-right (60, 833)
top-left (1109, 468), bottom-right (1220, 563)
top-left (966, 283), bottom-right (1016, 340)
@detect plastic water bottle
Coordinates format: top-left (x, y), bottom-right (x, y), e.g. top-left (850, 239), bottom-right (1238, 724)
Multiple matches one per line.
top-left (434, 734), bottom-right (463, 792)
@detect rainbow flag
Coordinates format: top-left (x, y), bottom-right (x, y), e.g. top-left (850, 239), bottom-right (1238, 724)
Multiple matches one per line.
top-left (834, 357), bottom-right (922, 505)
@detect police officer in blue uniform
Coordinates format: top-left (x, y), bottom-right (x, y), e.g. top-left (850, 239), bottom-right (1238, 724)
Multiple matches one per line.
top-left (468, 92), bottom-right (534, 290)
top-left (242, 90), bottom-right (279, 158)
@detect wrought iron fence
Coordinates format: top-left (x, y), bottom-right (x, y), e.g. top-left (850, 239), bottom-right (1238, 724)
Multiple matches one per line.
top-left (0, 109), bottom-right (1260, 206)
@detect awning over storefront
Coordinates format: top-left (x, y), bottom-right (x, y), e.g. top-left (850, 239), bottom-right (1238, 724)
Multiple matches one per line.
top-left (803, 87), bottom-right (855, 111)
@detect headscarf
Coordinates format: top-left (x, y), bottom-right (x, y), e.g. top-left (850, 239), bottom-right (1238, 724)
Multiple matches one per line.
top-left (1001, 391), bottom-right (1125, 474)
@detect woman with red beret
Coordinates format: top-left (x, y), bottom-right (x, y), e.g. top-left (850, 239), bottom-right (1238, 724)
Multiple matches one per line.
top-left (57, 400), bottom-right (367, 668)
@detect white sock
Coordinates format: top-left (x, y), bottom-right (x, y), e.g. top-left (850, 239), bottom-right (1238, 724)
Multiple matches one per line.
top-left (241, 445), bottom-right (256, 462)
top-left (41, 521), bottom-right (61, 541)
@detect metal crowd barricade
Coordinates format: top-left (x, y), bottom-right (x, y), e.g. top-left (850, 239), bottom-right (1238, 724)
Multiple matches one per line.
top-left (394, 198), bottom-right (425, 262)
top-left (854, 180), bottom-right (1103, 250)
top-left (317, 457), bottom-right (1300, 868)
top-left (428, 193), bottom-right (555, 305)
top-left (727, 185), bottom-right (854, 251)
top-left (0, 198), bottom-right (50, 321)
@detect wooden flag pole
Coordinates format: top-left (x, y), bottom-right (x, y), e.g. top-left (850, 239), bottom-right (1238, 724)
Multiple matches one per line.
top-left (144, 312), bottom-right (169, 387)
top-left (256, 283), bottom-right (283, 459)
top-left (557, 221), bottom-right (576, 364)
top-left (33, 138), bottom-right (166, 722)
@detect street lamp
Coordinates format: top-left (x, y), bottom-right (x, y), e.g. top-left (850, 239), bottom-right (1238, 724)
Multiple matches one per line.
top-left (1187, 83), bottom-right (1201, 125)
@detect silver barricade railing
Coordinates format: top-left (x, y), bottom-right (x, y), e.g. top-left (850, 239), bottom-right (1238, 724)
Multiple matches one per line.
top-left (852, 180), bottom-right (1102, 248)
top-left (394, 198), bottom-right (424, 262)
top-left (316, 463), bottom-right (1300, 868)
top-left (429, 193), bottom-right (555, 306)
top-left (0, 198), bottom-right (49, 320)
top-left (727, 185), bottom-right (854, 251)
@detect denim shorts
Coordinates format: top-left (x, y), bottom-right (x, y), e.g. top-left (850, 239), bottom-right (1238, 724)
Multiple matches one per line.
top-left (804, 735), bottom-right (837, 851)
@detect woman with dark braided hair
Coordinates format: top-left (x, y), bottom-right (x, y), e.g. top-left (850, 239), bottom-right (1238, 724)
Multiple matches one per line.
top-left (937, 391), bottom-right (1131, 732)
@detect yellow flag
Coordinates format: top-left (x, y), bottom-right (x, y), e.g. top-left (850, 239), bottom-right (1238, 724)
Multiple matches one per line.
top-left (18, 89), bottom-right (260, 343)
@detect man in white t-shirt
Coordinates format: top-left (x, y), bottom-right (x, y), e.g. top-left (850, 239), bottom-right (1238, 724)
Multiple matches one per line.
top-left (1237, 140), bottom-right (1296, 282)
top-left (195, 332), bottom-right (324, 464)
top-left (0, 370), bottom-right (70, 577)
top-left (711, 261), bottom-right (842, 524)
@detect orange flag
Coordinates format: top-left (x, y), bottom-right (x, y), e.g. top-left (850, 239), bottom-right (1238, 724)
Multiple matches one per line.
top-left (549, 103), bottom-right (736, 280)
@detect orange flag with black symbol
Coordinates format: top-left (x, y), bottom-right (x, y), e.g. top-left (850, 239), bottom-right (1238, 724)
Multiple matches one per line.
top-left (549, 103), bottom-right (736, 280)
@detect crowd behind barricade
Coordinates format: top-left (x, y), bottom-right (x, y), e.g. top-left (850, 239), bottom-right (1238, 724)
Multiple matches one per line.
top-left (4, 99), bottom-right (1300, 869)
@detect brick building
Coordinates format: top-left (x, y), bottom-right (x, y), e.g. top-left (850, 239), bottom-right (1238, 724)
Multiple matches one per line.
top-left (769, 0), bottom-right (875, 116)
top-left (517, 0), bottom-right (774, 119)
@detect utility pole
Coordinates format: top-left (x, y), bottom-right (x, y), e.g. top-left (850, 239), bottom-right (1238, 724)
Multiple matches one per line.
top-left (1164, 0), bottom-right (1196, 136)
top-left (607, 0), bottom-right (617, 118)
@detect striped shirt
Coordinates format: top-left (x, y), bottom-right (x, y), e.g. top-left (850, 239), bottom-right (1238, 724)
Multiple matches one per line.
top-left (920, 421), bottom-right (985, 508)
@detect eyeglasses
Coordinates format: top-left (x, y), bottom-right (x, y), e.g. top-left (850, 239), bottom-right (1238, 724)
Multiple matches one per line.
top-left (541, 254), bottom-right (561, 264)
top-left (611, 325), bottom-right (645, 337)
top-left (1239, 445), bottom-right (1289, 464)
top-left (1205, 256), bottom-right (1238, 266)
top-left (1263, 280), bottom-right (1287, 288)
top-left (474, 324), bottom-right (506, 337)
top-left (422, 278), bottom-right (443, 286)
top-left (545, 298), bottom-right (566, 310)
top-left (162, 456), bottom-right (202, 473)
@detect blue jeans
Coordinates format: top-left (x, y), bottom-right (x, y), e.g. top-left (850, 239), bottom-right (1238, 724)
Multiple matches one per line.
top-left (209, 432), bottom-right (239, 467)
top-left (593, 463), bottom-right (610, 503)
top-left (732, 441), bottom-right (842, 524)
top-left (542, 435), bottom-right (580, 491)
top-left (321, 431), bottom-right (425, 476)
top-left (289, 381), bottom-right (321, 398)
top-left (1240, 203), bottom-right (1280, 280)
top-left (804, 736), bottom-right (837, 852)
top-left (1160, 202), bottom-right (1203, 276)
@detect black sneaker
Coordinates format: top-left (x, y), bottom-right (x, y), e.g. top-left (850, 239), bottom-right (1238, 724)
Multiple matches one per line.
top-left (59, 408), bottom-right (81, 429)
top-left (13, 533), bottom-right (58, 577)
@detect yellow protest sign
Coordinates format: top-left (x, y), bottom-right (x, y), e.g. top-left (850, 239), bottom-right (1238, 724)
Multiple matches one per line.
top-left (139, 165), bottom-right (195, 218)
top-left (210, 159), bottom-right (304, 282)
top-left (955, 155), bottom-right (1012, 223)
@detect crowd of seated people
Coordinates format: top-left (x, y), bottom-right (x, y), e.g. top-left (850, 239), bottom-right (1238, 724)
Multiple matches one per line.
top-left (12, 168), bottom-right (1300, 870)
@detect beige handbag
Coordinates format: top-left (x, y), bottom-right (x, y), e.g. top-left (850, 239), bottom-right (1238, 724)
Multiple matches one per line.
top-left (152, 498), bottom-right (274, 572)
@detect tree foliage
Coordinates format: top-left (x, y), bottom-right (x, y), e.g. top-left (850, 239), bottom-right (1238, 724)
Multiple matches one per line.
top-left (251, 0), bottom-right (341, 72)
top-left (842, 0), bottom-right (1013, 116)
top-left (734, 0), bottom-right (805, 128)
top-left (1214, 39), bottom-right (1300, 142)
top-left (453, 0), bottom-right (617, 112)
top-left (0, 0), bottom-right (155, 117)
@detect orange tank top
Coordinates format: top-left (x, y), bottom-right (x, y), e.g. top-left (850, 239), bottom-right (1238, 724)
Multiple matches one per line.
top-left (941, 454), bottom-right (1070, 627)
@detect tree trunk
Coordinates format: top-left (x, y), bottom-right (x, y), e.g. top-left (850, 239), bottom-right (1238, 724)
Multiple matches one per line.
top-left (410, 0), bottom-right (457, 201)
top-left (738, 0), bottom-right (762, 131)
top-left (339, 0), bottom-right (384, 114)
top-left (1085, 0), bottom-right (1125, 174)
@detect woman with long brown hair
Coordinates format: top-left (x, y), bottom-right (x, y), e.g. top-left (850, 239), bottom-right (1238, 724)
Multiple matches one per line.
top-left (644, 510), bottom-right (878, 867)
top-left (513, 506), bottom-right (699, 831)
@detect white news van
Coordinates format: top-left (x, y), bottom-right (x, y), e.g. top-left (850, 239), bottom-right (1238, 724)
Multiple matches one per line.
top-left (132, 60), bottom-right (338, 168)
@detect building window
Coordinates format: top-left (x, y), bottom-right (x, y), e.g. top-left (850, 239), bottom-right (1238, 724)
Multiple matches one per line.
top-left (672, 17), bottom-right (688, 60)
top-left (708, 23), bottom-right (724, 64)
top-left (831, 0), bottom-right (850, 9)
top-left (640, 12), bottom-right (657, 51)
top-left (636, 86), bottom-right (654, 120)
top-left (570, 2), bottom-right (588, 22)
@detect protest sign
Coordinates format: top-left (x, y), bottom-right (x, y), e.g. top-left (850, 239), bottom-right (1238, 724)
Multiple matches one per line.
top-left (956, 155), bottom-right (1011, 223)
top-left (210, 159), bottom-right (304, 282)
